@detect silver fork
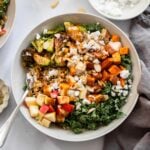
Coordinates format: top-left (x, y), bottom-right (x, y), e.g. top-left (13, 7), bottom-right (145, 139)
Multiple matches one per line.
top-left (0, 77), bottom-right (32, 147)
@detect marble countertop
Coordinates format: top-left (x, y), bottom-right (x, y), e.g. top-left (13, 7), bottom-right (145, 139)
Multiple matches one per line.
top-left (0, 0), bottom-right (130, 149)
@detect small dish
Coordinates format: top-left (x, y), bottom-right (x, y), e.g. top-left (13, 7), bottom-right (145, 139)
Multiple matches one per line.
top-left (88, 0), bottom-right (150, 20)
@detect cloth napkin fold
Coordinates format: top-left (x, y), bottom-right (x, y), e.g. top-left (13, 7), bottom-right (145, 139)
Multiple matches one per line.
top-left (103, 6), bottom-right (150, 150)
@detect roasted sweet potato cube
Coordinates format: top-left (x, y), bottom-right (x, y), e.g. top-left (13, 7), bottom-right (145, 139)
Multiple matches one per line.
top-left (102, 70), bottom-right (110, 81)
top-left (111, 35), bottom-right (120, 42)
top-left (120, 78), bottom-right (125, 87)
top-left (109, 75), bottom-right (118, 85)
top-left (87, 75), bottom-right (95, 86)
top-left (108, 65), bottom-right (121, 75)
top-left (112, 52), bottom-right (121, 64)
top-left (119, 47), bottom-right (129, 55)
top-left (101, 58), bottom-right (113, 70)
top-left (70, 66), bottom-right (76, 76)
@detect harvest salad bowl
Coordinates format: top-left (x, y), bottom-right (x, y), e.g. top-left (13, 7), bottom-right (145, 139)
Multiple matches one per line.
top-left (11, 13), bottom-right (141, 142)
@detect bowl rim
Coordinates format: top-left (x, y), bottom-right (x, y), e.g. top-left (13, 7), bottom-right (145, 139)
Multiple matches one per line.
top-left (88, 0), bottom-right (150, 20)
top-left (11, 13), bottom-right (141, 142)
top-left (0, 0), bottom-right (16, 48)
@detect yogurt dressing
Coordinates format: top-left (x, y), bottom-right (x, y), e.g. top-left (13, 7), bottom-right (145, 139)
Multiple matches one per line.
top-left (98, 0), bottom-right (140, 16)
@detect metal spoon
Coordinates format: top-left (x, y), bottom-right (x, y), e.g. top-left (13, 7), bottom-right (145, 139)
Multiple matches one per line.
top-left (0, 77), bottom-right (32, 147)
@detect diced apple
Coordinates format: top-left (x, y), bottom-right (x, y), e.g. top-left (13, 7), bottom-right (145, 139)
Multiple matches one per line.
top-left (57, 96), bottom-right (70, 104)
top-left (38, 111), bottom-right (44, 121)
top-left (40, 105), bottom-right (49, 114)
top-left (44, 97), bottom-right (55, 105)
top-left (43, 85), bottom-right (52, 96)
top-left (56, 115), bottom-right (65, 123)
top-left (40, 118), bottom-right (51, 127)
top-left (25, 97), bottom-right (37, 107)
top-left (44, 112), bottom-right (56, 122)
top-left (56, 107), bottom-right (69, 117)
top-left (36, 94), bottom-right (46, 106)
top-left (29, 105), bottom-right (39, 117)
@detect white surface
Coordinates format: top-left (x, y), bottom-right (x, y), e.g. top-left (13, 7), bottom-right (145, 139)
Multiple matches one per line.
top-left (0, 0), bottom-right (131, 149)
top-left (88, 0), bottom-right (150, 20)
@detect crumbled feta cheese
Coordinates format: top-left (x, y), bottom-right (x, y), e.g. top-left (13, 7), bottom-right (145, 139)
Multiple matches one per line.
top-left (87, 108), bottom-right (96, 114)
top-left (124, 85), bottom-right (128, 90)
top-left (93, 59), bottom-right (100, 64)
top-left (89, 31), bottom-right (101, 40)
top-left (75, 61), bottom-right (86, 74)
top-left (26, 52), bottom-right (32, 56)
top-left (52, 82), bottom-right (59, 89)
top-left (74, 91), bottom-right (80, 97)
top-left (43, 29), bottom-right (48, 34)
top-left (70, 47), bottom-right (77, 55)
top-left (72, 55), bottom-right (80, 62)
top-left (99, 40), bottom-right (105, 45)
top-left (109, 41), bottom-right (121, 51)
top-left (111, 91), bottom-right (116, 97)
top-left (94, 64), bottom-right (101, 72)
top-left (83, 40), bottom-right (101, 50)
top-left (120, 70), bottom-right (130, 79)
top-left (122, 90), bottom-right (128, 97)
top-left (36, 33), bottom-right (41, 40)
top-left (128, 79), bottom-right (132, 84)
top-left (76, 102), bottom-right (81, 110)
top-left (68, 90), bottom-right (75, 97)
top-left (82, 99), bottom-right (91, 105)
top-left (48, 69), bottom-right (58, 77)
top-left (54, 33), bottom-right (61, 39)
top-left (74, 76), bottom-right (79, 81)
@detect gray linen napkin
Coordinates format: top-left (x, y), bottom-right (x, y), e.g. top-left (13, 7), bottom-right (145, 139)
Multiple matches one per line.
top-left (103, 6), bottom-right (150, 150)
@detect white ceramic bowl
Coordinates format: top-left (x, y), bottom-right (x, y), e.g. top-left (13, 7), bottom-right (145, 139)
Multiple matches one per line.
top-left (0, 0), bottom-right (16, 48)
top-left (11, 13), bottom-right (141, 142)
top-left (88, 0), bottom-right (150, 20)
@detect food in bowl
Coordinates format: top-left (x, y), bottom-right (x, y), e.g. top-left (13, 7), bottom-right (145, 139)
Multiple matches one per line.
top-left (21, 22), bottom-right (133, 133)
top-left (0, 0), bottom-right (10, 36)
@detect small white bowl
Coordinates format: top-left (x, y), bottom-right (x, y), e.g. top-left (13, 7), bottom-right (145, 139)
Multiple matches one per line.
top-left (11, 13), bottom-right (141, 142)
top-left (88, 0), bottom-right (150, 20)
top-left (0, 79), bottom-right (9, 113)
top-left (0, 0), bottom-right (16, 48)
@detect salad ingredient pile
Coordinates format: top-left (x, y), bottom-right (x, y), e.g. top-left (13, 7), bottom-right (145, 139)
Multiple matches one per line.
top-left (22, 22), bottom-right (132, 133)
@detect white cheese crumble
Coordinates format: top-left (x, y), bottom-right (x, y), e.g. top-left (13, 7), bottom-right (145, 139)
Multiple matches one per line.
top-left (36, 33), bottom-right (41, 40)
top-left (87, 108), bottom-right (96, 114)
top-left (54, 33), bottom-right (61, 39)
top-left (48, 69), bottom-right (58, 77)
top-left (120, 70), bottom-right (130, 79)
top-left (82, 99), bottom-right (91, 105)
top-left (43, 29), bottom-right (48, 34)
top-left (94, 64), bottom-right (101, 72)
top-left (70, 47), bottom-right (77, 55)
top-left (76, 102), bottom-right (82, 110)
top-left (109, 41), bottom-right (122, 51)
top-left (98, 0), bottom-right (140, 16)
top-left (75, 61), bottom-right (86, 74)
